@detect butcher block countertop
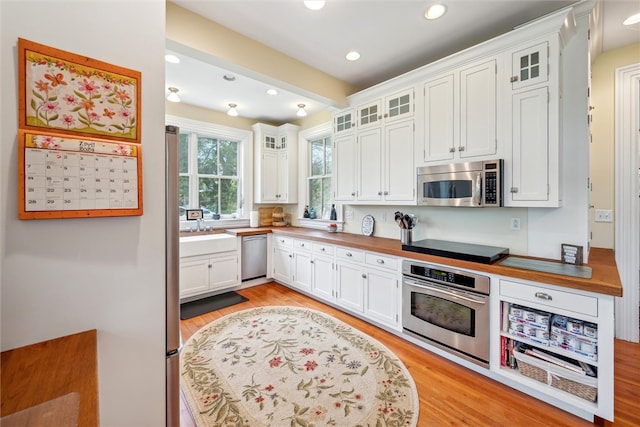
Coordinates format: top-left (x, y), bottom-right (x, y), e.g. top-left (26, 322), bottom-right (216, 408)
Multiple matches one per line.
top-left (1, 330), bottom-right (99, 426)
top-left (227, 226), bottom-right (622, 297)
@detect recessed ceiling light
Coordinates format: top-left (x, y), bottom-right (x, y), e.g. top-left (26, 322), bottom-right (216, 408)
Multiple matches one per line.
top-left (266, 88), bottom-right (278, 95)
top-left (165, 54), bottom-right (180, 64)
top-left (425, 4), bottom-right (447, 20)
top-left (304, 0), bottom-right (325, 11)
top-left (346, 51), bottom-right (361, 61)
top-left (223, 74), bottom-right (236, 81)
top-left (623, 12), bottom-right (640, 26)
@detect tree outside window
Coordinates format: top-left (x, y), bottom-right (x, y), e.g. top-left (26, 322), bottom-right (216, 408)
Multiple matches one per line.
top-left (308, 136), bottom-right (332, 215)
top-left (179, 132), bottom-right (239, 218)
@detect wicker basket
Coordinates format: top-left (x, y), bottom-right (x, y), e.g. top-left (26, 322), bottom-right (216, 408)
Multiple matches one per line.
top-left (514, 351), bottom-right (597, 402)
top-left (272, 207), bottom-right (287, 227)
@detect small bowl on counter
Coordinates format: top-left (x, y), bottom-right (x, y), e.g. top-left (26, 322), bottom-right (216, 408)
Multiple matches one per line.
top-left (327, 224), bottom-right (338, 233)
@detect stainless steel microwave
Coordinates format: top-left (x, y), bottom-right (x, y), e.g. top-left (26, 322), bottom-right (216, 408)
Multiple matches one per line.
top-left (417, 159), bottom-right (503, 207)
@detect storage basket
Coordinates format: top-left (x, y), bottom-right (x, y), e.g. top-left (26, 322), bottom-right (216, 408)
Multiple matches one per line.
top-left (513, 351), bottom-right (597, 402)
top-left (272, 207), bottom-right (287, 227)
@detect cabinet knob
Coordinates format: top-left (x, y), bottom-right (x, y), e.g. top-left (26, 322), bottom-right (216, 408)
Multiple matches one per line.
top-left (510, 187), bottom-right (519, 193)
top-left (351, 192), bottom-right (356, 196)
top-left (510, 76), bottom-right (519, 83)
top-left (362, 274), bottom-right (367, 279)
top-left (535, 292), bottom-right (552, 301)
top-left (449, 147), bottom-right (455, 153)
top-left (346, 252), bottom-right (352, 257)
top-left (321, 247), bottom-right (325, 251)
top-left (376, 259), bottom-right (384, 264)
top-left (300, 243), bottom-right (305, 247)
top-left (310, 260), bottom-right (314, 264)
top-left (458, 146), bottom-right (465, 151)
top-left (288, 254), bottom-right (293, 258)
top-left (384, 191), bottom-right (388, 195)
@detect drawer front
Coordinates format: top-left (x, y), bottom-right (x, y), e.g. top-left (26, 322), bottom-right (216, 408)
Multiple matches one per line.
top-left (500, 279), bottom-right (598, 317)
top-left (293, 239), bottom-right (311, 251)
top-left (273, 235), bottom-right (292, 248)
top-left (336, 247), bottom-right (363, 263)
top-left (365, 252), bottom-right (398, 271)
top-left (312, 242), bottom-right (334, 256)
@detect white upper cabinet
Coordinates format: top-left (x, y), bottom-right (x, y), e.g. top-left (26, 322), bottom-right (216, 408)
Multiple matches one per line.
top-left (510, 42), bottom-right (549, 90)
top-left (333, 88), bottom-right (416, 204)
top-left (422, 58), bottom-right (498, 164)
top-left (333, 108), bottom-right (355, 135)
top-left (506, 39), bottom-right (561, 207)
top-left (253, 123), bottom-right (299, 203)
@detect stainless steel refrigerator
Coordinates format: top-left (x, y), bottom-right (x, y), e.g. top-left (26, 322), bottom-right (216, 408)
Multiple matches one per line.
top-left (165, 125), bottom-right (181, 426)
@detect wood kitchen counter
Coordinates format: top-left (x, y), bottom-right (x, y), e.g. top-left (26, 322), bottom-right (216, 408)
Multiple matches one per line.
top-left (264, 226), bottom-right (622, 297)
top-left (1, 329), bottom-right (99, 426)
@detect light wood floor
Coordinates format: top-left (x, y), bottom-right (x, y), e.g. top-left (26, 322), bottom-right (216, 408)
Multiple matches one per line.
top-left (180, 282), bottom-right (640, 426)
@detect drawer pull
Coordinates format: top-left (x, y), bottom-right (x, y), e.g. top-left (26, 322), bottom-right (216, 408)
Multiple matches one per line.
top-left (376, 259), bottom-right (385, 264)
top-left (346, 252), bottom-right (352, 257)
top-left (321, 247), bottom-right (326, 252)
top-left (362, 274), bottom-right (367, 279)
top-left (300, 243), bottom-right (305, 247)
top-left (280, 239), bottom-right (285, 243)
top-left (535, 292), bottom-right (552, 301)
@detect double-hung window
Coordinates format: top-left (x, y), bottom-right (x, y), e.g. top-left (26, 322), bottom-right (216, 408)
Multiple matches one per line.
top-left (179, 133), bottom-right (239, 218)
top-left (308, 136), bottom-right (332, 215)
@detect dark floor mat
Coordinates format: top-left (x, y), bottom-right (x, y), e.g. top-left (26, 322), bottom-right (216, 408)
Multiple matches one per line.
top-left (180, 291), bottom-right (248, 320)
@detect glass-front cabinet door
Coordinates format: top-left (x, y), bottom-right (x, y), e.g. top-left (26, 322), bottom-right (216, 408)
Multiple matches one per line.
top-left (357, 100), bottom-right (382, 130)
top-left (511, 42), bottom-right (548, 90)
top-left (384, 88), bottom-right (413, 123)
top-left (333, 109), bottom-right (354, 134)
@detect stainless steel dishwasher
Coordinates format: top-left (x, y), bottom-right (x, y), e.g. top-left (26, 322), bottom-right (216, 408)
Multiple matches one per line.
top-left (241, 234), bottom-right (268, 281)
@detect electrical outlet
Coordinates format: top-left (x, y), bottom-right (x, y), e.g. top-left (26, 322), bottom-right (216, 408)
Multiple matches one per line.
top-left (510, 218), bottom-right (521, 231)
top-left (345, 210), bottom-right (354, 219)
top-left (595, 209), bottom-right (613, 223)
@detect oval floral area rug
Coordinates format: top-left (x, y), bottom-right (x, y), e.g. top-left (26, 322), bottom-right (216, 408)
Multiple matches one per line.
top-left (181, 306), bottom-right (419, 427)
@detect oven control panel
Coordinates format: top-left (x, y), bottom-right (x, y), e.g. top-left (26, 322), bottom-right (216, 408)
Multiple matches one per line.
top-left (402, 260), bottom-right (490, 295)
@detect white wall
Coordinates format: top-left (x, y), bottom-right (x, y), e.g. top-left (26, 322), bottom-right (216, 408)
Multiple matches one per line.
top-left (0, 1), bottom-right (166, 426)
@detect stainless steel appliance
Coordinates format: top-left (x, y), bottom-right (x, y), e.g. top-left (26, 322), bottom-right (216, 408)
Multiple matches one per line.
top-left (165, 125), bottom-right (181, 426)
top-left (241, 234), bottom-right (267, 281)
top-left (417, 159), bottom-right (503, 207)
top-left (402, 260), bottom-right (490, 367)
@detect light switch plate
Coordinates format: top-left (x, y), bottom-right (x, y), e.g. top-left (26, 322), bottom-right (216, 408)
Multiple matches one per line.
top-left (595, 209), bottom-right (613, 223)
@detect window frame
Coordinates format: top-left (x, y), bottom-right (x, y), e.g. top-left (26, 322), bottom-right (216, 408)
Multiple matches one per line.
top-left (166, 115), bottom-right (252, 226)
top-left (298, 122), bottom-right (342, 230)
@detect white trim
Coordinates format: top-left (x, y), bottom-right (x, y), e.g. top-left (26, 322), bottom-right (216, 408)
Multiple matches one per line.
top-left (166, 115), bottom-right (254, 218)
top-left (298, 122), bottom-right (332, 221)
top-left (614, 63), bottom-right (640, 342)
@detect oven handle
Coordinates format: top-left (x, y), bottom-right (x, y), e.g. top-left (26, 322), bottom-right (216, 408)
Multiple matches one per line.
top-left (404, 278), bottom-right (487, 305)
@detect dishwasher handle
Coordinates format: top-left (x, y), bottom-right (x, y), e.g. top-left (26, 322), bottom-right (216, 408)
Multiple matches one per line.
top-left (243, 235), bottom-right (267, 241)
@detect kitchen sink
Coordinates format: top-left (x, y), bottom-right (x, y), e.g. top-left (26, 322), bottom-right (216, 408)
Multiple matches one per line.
top-left (179, 234), bottom-right (237, 257)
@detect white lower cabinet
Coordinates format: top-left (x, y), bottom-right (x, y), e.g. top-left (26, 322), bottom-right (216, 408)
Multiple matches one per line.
top-left (363, 268), bottom-right (399, 328)
top-left (312, 255), bottom-right (335, 301)
top-left (292, 250), bottom-right (312, 291)
top-left (179, 252), bottom-right (239, 299)
top-left (335, 262), bottom-right (364, 313)
top-left (494, 278), bottom-right (614, 421)
top-left (272, 236), bottom-right (293, 283)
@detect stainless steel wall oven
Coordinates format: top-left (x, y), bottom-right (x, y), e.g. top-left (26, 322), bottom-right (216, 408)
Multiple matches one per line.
top-left (402, 260), bottom-right (491, 367)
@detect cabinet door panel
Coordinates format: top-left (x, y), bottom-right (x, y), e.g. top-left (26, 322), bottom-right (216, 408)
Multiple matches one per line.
top-left (336, 262), bottom-right (364, 313)
top-left (261, 151), bottom-right (278, 202)
top-left (460, 60), bottom-right (497, 158)
top-left (365, 269), bottom-right (398, 327)
top-left (210, 255), bottom-right (238, 290)
top-left (511, 42), bottom-right (549, 90)
top-left (179, 258), bottom-right (210, 298)
top-left (385, 119), bottom-right (415, 202)
top-left (511, 87), bottom-right (549, 202)
top-left (423, 74), bottom-right (455, 162)
top-left (357, 127), bottom-right (383, 201)
top-left (273, 247), bottom-right (292, 283)
top-left (293, 251), bottom-right (313, 291)
top-left (333, 133), bottom-right (357, 201)
top-left (312, 256), bottom-right (334, 301)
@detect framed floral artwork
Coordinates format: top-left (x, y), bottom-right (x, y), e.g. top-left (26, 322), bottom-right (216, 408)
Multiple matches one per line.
top-left (18, 38), bottom-right (141, 144)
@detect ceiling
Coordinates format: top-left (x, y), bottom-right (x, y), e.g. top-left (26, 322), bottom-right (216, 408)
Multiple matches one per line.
top-left (166, 0), bottom-right (640, 123)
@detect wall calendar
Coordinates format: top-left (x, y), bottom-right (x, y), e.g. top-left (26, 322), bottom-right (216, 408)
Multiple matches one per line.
top-left (18, 130), bottom-right (143, 219)
top-left (17, 38), bottom-right (143, 220)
